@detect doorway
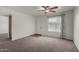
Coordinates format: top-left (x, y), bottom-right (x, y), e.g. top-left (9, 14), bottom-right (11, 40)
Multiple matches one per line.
top-left (0, 15), bottom-right (12, 41)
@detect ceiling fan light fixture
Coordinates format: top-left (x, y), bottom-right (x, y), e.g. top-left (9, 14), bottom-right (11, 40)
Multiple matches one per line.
top-left (45, 10), bottom-right (49, 12)
top-left (37, 6), bottom-right (58, 14)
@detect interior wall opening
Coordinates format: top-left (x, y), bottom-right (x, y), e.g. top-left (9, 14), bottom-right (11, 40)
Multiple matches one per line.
top-left (0, 15), bottom-right (12, 41)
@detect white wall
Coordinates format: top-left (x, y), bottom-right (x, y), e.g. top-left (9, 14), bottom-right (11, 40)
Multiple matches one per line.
top-left (12, 13), bottom-right (35, 40)
top-left (0, 16), bottom-right (8, 34)
top-left (0, 7), bottom-right (74, 41)
top-left (63, 10), bottom-right (74, 40)
top-left (74, 7), bottom-right (79, 50)
top-left (35, 16), bottom-right (61, 38)
top-left (35, 16), bottom-right (47, 34)
top-left (0, 7), bottom-right (35, 40)
top-left (35, 10), bottom-right (74, 39)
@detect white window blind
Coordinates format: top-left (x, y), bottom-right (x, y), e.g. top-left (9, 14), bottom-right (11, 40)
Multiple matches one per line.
top-left (48, 16), bottom-right (61, 32)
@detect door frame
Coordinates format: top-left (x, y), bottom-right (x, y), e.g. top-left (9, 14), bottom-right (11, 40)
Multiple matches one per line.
top-left (9, 15), bottom-right (12, 40)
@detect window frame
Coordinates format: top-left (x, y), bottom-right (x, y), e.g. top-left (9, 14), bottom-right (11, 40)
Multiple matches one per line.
top-left (48, 16), bottom-right (62, 32)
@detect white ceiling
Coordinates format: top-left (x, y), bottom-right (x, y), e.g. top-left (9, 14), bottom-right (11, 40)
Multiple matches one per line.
top-left (2, 6), bottom-right (75, 16)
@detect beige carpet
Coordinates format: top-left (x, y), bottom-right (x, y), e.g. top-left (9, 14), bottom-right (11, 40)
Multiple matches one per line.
top-left (0, 36), bottom-right (78, 52)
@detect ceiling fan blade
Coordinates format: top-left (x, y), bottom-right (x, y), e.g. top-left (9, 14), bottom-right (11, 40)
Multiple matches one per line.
top-left (46, 6), bottom-right (50, 8)
top-left (41, 6), bottom-right (46, 9)
top-left (41, 6), bottom-right (50, 9)
top-left (49, 9), bottom-right (56, 12)
top-left (51, 11), bottom-right (56, 12)
top-left (51, 6), bottom-right (58, 9)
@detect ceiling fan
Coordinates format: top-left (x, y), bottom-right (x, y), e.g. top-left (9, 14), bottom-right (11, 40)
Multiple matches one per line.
top-left (37, 6), bottom-right (58, 14)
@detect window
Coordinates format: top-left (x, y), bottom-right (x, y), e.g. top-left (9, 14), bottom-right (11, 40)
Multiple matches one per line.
top-left (48, 16), bottom-right (61, 32)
